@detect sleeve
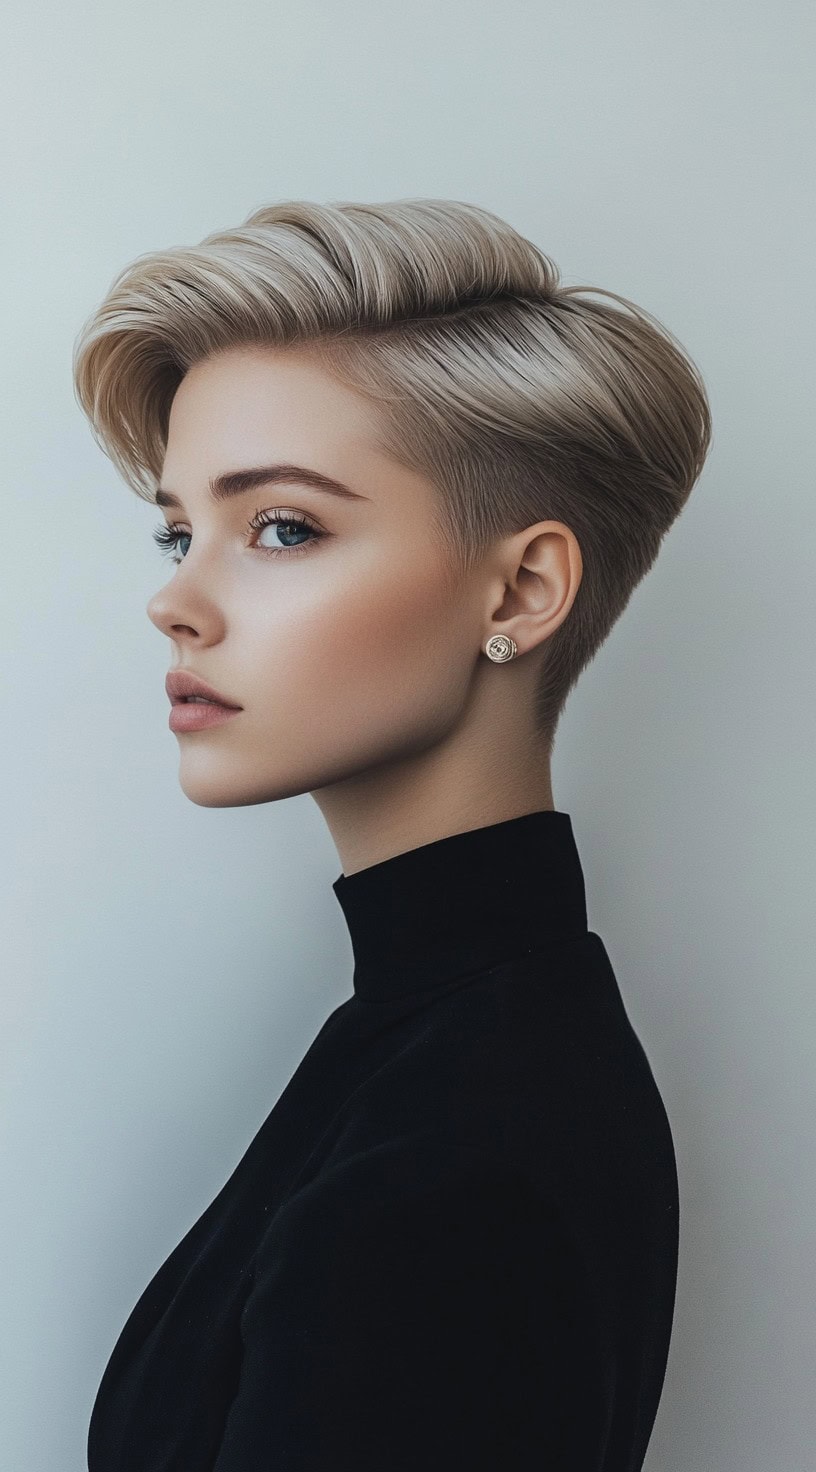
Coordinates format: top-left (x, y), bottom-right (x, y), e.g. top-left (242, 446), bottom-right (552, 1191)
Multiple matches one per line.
top-left (211, 1139), bottom-right (586, 1471)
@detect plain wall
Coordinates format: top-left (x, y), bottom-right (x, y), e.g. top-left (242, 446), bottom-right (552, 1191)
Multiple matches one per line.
top-left (2, 2), bottom-right (814, 1468)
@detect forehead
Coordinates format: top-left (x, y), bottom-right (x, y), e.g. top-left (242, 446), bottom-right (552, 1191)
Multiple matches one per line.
top-left (161, 346), bottom-right (430, 514)
top-left (168, 346), bottom-right (377, 441)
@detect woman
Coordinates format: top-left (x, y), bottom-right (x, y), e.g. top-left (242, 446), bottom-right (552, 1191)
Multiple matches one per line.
top-left (73, 196), bottom-right (711, 1470)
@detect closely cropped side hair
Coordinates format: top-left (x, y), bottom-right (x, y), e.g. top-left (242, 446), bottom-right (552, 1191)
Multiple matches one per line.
top-left (73, 197), bottom-right (712, 757)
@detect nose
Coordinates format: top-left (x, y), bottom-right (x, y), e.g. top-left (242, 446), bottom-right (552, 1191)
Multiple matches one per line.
top-left (146, 582), bottom-right (200, 640)
top-left (146, 543), bottom-right (228, 646)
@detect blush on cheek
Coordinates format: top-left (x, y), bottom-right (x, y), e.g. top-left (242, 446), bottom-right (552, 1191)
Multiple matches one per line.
top-left (328, 584), bottom-right (449, 688)
top-left (287, 596), bottom-right (441, 730)
top-left (268, 557), bottom-right (465, 736)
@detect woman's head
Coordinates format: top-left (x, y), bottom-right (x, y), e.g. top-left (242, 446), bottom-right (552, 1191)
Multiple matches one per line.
top-left (72, 197), bottom-right (711, 822)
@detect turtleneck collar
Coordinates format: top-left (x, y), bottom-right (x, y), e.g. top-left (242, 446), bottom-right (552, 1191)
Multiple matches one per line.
top-left (331, 809), bottom-right (588, 1002)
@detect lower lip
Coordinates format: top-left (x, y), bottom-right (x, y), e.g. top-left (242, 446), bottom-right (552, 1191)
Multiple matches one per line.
top-left (169, 702), bottom-right (242, 732)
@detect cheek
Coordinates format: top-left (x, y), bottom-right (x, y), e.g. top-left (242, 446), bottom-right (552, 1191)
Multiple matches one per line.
top-left (253, 560), bottom-right (466, 741)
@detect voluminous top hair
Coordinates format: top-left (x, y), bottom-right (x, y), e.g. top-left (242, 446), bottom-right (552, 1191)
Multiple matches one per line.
top-left (73, 196), bottom-right (712, 758)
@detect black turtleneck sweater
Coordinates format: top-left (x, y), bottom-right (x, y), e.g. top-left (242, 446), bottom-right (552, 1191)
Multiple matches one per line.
top-left (87, 810), bottom-right (679, 1471)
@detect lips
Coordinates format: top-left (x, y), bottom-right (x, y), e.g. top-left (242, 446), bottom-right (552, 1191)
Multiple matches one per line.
top-left (165, 670), bottom-right (243, 709)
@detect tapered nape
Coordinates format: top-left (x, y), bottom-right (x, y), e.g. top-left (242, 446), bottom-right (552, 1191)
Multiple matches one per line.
top-left (73, 197), bottom-right (712, 757)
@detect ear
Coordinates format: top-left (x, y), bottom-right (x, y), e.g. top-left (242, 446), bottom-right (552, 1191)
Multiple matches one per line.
top-left (483, 521), bottom-right (583, 658)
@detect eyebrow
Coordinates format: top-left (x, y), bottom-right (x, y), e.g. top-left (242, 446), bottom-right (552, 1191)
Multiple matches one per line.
top-left (154, 463), bottom-right (368, 510)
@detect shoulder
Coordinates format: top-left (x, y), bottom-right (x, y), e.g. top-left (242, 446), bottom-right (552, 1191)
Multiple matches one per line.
top-left (251, 1130), bottom-right (571, 1313)
top-left (323, 939), bottom-right (678, 1227)
top-left (277, 1131), bottom-right (548, 1234)
top-left (340, 934), bottom-right (665, 1143)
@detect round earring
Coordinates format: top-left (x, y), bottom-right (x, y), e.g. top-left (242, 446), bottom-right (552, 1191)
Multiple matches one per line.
top-left (484, 634), bottom-right (518, 663)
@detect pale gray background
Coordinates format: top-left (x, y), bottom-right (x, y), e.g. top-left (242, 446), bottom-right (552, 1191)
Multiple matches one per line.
top-left (2, 2), bottom-right (814, 1468)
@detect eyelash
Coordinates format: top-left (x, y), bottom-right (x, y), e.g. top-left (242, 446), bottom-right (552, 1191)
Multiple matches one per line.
top-left (151, 507), bottom-right (323, 565)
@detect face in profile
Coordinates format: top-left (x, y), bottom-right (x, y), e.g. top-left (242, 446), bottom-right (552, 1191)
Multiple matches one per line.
top-left (146, 346), bottom-right (490, 812)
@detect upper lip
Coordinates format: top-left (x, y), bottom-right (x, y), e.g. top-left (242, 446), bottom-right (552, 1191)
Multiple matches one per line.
top-left (165, 671), bottom-right (243, 709)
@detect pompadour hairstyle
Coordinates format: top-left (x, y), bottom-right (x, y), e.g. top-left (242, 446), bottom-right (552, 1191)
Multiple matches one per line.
top-left (73, 197), bottom-right (712, 758)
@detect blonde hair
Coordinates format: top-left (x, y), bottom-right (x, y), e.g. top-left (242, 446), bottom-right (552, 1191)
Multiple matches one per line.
top-left (73, 197), bottom-right (712, 759)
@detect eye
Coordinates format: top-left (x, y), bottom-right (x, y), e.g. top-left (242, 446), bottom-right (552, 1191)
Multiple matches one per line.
top-left (151, 507), bottom-right (324, 565)
top-left (152, 523), bottom-right (191, 563)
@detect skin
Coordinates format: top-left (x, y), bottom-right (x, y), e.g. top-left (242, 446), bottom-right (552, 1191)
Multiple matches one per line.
top-left (147, 346), bottom-right (583, 876)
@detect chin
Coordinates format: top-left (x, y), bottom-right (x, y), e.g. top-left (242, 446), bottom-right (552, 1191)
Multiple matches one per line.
top-left (174, 736), bottom-right (400, 809)
top-left (176, 760), bottom-right (314, 809)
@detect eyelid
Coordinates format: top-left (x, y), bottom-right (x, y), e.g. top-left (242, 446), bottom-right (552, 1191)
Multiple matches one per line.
top-left (252, 503), bottom-right (327, 530)
top-left (163, 491), bottom-right (331, 525)
top-left (161, 503), bottom-right (325, 528)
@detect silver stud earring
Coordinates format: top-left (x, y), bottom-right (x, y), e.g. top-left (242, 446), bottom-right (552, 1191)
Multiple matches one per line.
top-left (484, 634), bottom-right (518, 663)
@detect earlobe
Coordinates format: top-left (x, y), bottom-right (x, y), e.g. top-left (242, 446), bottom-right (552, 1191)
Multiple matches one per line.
top-left (484, 634), bottom-right (518, 663)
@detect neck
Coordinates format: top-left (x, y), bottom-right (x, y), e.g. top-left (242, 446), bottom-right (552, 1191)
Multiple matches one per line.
top-left (311, 724), bottom-right (554, 877)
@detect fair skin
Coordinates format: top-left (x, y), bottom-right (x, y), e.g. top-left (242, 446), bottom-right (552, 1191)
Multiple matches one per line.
top-left (146, 345), bottom-right (583, 876)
